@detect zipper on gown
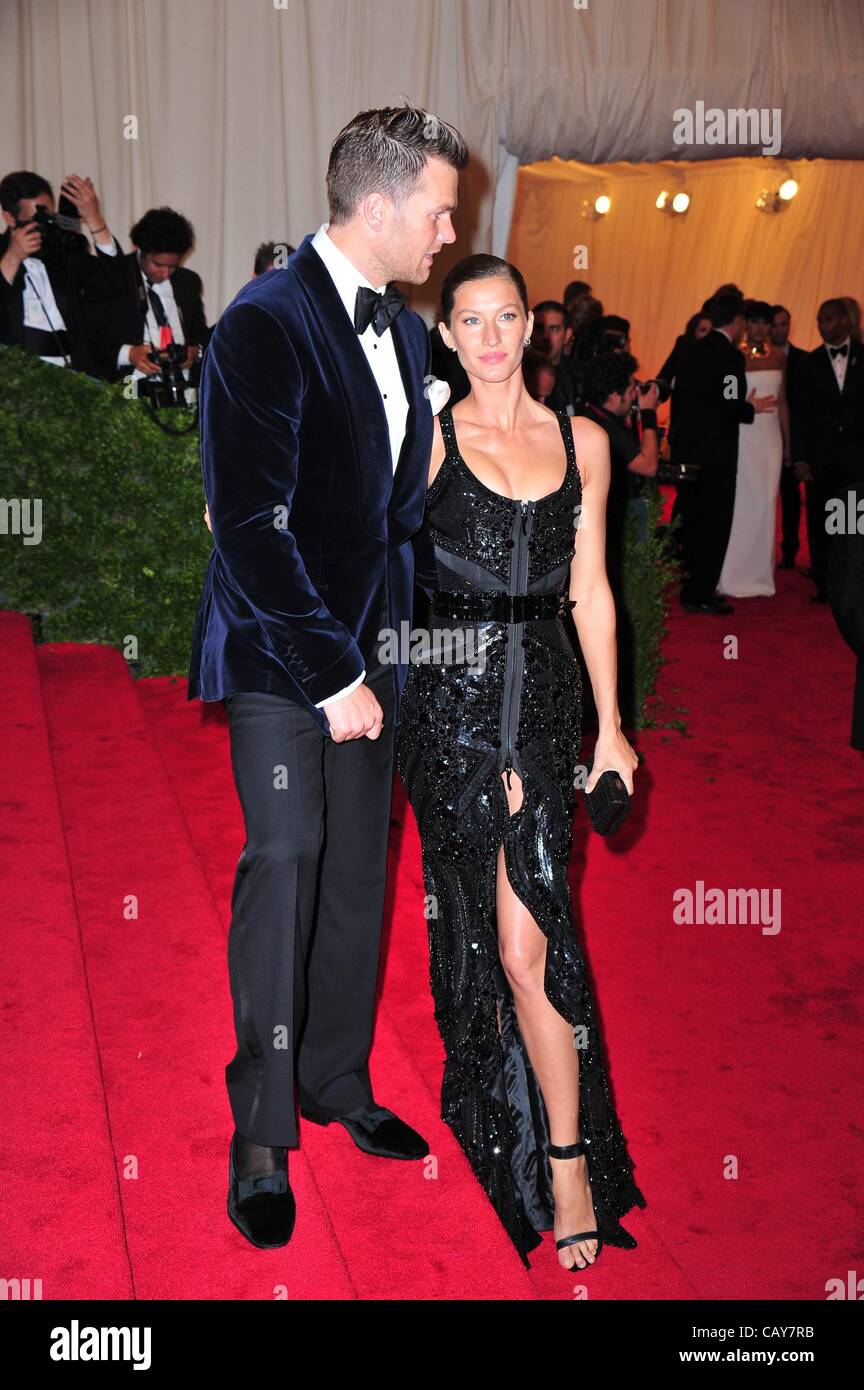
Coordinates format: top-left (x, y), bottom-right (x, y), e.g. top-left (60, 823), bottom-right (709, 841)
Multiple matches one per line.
top-left (501, 500), bottom-right (534, 791)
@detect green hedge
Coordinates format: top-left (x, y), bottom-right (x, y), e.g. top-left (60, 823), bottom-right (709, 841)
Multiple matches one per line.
top-left (0, 346), bottom-right (207, 676)
top-left (0, 347), bottom-right (678, 724)
top-left (621, 486), bottom-right (681, 727)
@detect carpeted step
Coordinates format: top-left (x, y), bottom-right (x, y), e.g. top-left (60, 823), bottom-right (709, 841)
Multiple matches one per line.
top-left (0, 612), bottom-right (131, 1298)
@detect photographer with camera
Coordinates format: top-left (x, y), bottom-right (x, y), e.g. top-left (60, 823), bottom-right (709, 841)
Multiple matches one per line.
top-left (0, 170), bottom-right (122, 374)
top-left (83, 206), bottom-right (210, 398)
top-left (579, 345), bottom-right (660, 559)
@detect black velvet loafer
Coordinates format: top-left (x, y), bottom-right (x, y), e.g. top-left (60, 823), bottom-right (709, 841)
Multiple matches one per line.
top-left (227, 1132), bottom-right (296, 1248)
top-left (300, 1103), bottom-right (429, 1160)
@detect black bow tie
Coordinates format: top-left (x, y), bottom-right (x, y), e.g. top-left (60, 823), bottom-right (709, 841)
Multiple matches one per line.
top-left (353, 284), bottom-right (405, 336)
top-left (829, 343), bottom-right (848, 359)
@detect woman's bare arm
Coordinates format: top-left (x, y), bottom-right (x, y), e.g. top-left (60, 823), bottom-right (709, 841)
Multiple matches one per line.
top-left (568, 418), bottom-right (639, 792)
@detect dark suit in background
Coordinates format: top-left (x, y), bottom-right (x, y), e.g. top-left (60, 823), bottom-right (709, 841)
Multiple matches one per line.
top-left (657, 333), bottom-right (695, 560)
top-left (0, 225), bottom-right (121, 376)
top-left (795, 341), bottom-right (864, 746)
top-left (657, 332), bottom-right (688, 392)
top-left (671, 327), bottom-right (755, 605)
top-left (794, 342), bottom-right (864, 594)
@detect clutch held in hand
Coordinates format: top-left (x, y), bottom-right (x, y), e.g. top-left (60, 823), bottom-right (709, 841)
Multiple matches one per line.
top-left (582, 755), bottom-right (632, 836)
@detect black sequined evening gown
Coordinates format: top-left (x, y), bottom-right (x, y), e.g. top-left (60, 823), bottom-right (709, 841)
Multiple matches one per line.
top-left (395, 405), bottom-right (646, 1267)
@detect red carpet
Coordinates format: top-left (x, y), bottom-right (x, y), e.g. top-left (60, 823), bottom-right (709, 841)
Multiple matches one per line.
top-left (2, 551), bottom-right (861, 1300)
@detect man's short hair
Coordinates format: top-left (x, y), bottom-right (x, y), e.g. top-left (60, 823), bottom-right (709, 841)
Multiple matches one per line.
top-left (532, 299), bottom-right (571, 327)
top-left (130, 207), bottom-right (195, 257)
top-left (704, 294), bottom-right (744, 329)
top-left (711, 283), bottom-right (744, 301)
top-left (0, 170), bottom-right (53, 218)
top-left (326, 102), bottom-right (468, 225)
top-left (771, 304), bottom-right (790, 319)
top-left (254, 240), bottom-right (295, 275)
top-left (818, 298), bottom-right (849, 317)
top-left (563, 279), bottom-right (591, 301)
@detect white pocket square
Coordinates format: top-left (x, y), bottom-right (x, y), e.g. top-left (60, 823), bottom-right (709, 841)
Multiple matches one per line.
top-left (425, 375), bottom-right (451, 415)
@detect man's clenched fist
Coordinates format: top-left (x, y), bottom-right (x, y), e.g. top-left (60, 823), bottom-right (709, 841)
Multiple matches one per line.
top-left (323, 684), bottom-right (384, 741)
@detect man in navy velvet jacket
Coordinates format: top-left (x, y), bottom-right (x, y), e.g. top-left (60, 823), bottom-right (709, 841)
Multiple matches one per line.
top-left (188, 104), bottom-right (468, 1249)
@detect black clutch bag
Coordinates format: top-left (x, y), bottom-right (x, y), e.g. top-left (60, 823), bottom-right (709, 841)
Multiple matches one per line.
top-left (582, 757), bottom-right (632, 836)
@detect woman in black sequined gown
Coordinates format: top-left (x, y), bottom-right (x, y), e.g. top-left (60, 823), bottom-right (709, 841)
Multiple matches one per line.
top-left (395, 256), bottom-right (646, 1271)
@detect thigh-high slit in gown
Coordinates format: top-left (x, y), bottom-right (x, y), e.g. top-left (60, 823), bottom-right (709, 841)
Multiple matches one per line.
top-left (395, 405), bottom-right (646, 1267)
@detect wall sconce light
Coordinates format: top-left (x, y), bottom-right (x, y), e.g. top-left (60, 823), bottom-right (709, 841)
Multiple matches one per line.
top-left (756, 175), bottom-right (799, 213)
top-left (581, 194), bottom-right (611, 220)
top-left (656, 189), bottom-right (690, 215)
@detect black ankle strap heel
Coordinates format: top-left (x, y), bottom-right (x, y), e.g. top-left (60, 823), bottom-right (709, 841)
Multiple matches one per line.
top-left (548, 1139), bottom-right (604, 1260)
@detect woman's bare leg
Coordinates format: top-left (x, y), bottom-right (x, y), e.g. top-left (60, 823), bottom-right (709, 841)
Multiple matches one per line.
top-left (495, 768), bottom-right (599, 1270)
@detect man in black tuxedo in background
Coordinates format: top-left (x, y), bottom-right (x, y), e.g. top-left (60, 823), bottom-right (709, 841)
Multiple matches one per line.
top-left (0, 169), bottom-right (122, 375)
top-left (771, 304), bottom-right (809, 570)
top-left (793, 300), bottom-right (862, 601)
top-left (793, 299), bottom-right (864, 748)
top-left (82, 206), bottom-right (210, 384)
top-left (673, 293), bottom-right (777, 614)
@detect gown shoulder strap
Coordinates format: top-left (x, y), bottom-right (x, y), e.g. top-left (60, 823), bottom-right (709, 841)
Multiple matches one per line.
top-left (437, 405), bottom-right (460, 462)
top-left (553, 408), bottom-right (578, 471)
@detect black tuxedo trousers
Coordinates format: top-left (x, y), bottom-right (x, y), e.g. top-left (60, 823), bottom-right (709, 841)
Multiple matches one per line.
top-left (680, 450), bottom-right (738, 604)
top-left (223, 595), bottom-right (396, 1145)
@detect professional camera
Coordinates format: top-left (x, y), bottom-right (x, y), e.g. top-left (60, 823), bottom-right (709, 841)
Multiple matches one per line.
top-left (634, 377), bottom-right (671, 405)
top-left (138, 340), bottom-right (198, 408)
top-left (24, 197), bottom-right (83, 257)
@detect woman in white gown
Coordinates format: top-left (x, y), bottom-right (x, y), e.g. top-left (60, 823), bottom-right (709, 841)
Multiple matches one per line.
top-left (718, 301), bottom-right (790, 597)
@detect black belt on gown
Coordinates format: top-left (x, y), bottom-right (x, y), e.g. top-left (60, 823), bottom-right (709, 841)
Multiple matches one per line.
top-left (431, 591), bottom-right (575, 622)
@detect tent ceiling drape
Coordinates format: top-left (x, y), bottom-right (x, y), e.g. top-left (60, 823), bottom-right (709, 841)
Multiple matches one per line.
top-left (1, 0), bottom-right (863, 317)
top-left (500, 0), bottom-right (864, 164)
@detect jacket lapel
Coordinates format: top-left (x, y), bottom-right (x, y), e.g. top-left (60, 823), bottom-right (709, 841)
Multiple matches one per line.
top-left (288, 234), bottom-right (393, 499)
top-left (844, 343), bottom-right (862, 395)
top-left (390, 309), bottom-right (422, 485)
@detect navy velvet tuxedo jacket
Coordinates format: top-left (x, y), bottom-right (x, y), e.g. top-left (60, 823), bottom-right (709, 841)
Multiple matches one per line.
top-left (187, 232), bottom-right (435, 734)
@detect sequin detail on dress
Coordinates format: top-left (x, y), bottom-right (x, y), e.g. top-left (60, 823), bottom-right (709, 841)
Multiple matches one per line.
top-left (395, 406), bottom-right (646, 1266)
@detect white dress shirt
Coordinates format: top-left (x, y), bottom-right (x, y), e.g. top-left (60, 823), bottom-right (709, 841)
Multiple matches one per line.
top-left (21, 257), bottom-right (68, 366)
top-left (21, 236), bottom-right (120, 367)
top-left (116, 251), bottom-right (188, 379)
top-left (309, 222), bottom-right (410, 708)
top-left (825, 336), bottom-right (851, 392)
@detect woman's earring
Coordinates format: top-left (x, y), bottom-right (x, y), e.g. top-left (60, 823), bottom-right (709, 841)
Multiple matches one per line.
top-left (523, 337), bottom-right (531, 347)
